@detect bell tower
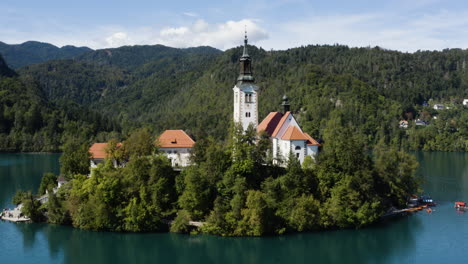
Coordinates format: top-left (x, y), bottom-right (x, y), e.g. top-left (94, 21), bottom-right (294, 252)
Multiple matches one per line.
top-left (233, 30), bottom-right (258, 131)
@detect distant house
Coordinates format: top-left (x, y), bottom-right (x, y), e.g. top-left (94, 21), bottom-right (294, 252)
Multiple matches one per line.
top-left (399, 120), bottom-right (409, 128)
top-left (415, 119), bottom-right (427, 126)
top-left (57, 176), bottom-right (68, 188)
top-left (158, 130), bottom-right (195, 167)
top-left (463, 99), bottom-right (468, 106)
top-left (433, 104), bottom-right (445, 110)
top-left (89, 142), bottom-right (122, 168)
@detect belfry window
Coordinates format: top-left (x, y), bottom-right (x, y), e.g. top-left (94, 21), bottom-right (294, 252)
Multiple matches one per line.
top-left (245, 93), bottom-right (253, 103)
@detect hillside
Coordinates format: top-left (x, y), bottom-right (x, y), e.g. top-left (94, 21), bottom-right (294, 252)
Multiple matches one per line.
top-left (0, 54), bottom-right (119, 152)
top-left (0, 41), bottom-right (92, 69)
top-left (9, 44), bottom-right (468, 151)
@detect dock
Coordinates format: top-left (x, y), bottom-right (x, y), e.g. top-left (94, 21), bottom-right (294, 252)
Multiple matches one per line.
top-left (1, 206), bottom-right (30, 222)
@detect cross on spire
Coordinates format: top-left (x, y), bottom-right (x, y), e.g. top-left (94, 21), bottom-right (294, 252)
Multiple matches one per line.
top-left (243, 26), bottom-right (249, 57)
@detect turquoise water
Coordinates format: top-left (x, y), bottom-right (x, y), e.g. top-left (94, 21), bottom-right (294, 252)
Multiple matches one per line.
top-left (0, 152), bottom-right (467, 263)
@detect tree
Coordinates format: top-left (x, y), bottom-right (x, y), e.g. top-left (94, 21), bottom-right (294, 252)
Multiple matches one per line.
top-left (38, 173), bottom-right (57, 195)
top-left (60, 139), bottom-right (90, 178)
top-left (289, 194), bottom-right (321, 231)
top-left (374, 145), bottom-right (419, 207)
top-left (170, 210), bottom-right (191, 233)
top-left (21, 191), bottom-right (44, 222)
top-left (237, 190), bottom-right (273, 236)
top-left (123, 128), bottom-right (155, 160)
top-left (47, 192), bottom-right (71, 224)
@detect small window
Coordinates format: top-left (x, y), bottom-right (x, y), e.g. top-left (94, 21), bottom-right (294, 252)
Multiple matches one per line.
top-left (174, 150), bottom-right (178, 154)
top-left (296, 153), bottom-right (300, 159)
top-left (245, 93), bottom-right (253, 103)
top-left (295, 146), bottom-right (301, 150)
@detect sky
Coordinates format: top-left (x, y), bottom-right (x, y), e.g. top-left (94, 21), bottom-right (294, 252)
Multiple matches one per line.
top-left (1, 0), bottom-right (468, 52)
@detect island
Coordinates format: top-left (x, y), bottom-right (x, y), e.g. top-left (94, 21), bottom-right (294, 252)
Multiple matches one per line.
top-left (6, 35), bottom-right (420, 236)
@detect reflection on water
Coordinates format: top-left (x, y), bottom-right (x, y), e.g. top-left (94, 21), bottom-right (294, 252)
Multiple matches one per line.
top-left (14, 216), bottom-right (420, 264)
top-left (1, 152), bottom-right (467, 264)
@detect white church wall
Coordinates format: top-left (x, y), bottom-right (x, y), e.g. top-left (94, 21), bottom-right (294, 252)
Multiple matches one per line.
top-left (307, 145), bottom-right (319, 158)
top-left (291, 140), bottom-right (307, 163)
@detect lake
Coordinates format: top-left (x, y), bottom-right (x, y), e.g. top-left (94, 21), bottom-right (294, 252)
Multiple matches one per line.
top-left (0, 152), bottom-right (467, 263)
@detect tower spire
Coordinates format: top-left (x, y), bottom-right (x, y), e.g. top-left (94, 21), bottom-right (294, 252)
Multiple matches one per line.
top-left (237, 28), bottom-right (254, 84)
top-left (243, 26), bottom-right (249, 57)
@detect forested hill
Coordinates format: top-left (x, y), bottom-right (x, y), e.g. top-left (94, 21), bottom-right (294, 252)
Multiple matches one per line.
top-left (0, 41), bottom-right (92, 69)
top-left (0, 54), bottom-right (119, 152)
top-left (79, 45), bottom-right (221, 70)
top-left (7, 43), bottom-right (468, 151)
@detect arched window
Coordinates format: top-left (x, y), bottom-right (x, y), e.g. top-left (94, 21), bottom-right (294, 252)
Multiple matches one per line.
top-left (295, 146), bottom-right (301, 150)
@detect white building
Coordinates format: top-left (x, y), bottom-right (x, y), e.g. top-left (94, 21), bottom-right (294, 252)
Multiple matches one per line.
top-left (463, 99), bottom-right (468, 106)
top-left (257, 101), bottom-right (320, 165)
top-left (232, 34), bottom-right (320, 165)
top-left (433, 104), bottom-right (445, 110)
top-left (399, 120), bottom-right (409, 128)
top-left (158, 130), bottom-right (195, 167)
top-left (233, 33), bottom-right (258, 131)
top-left (89, 143), bottom-right (112, 168)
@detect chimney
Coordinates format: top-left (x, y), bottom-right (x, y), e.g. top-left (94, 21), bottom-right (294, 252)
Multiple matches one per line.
top-left (282, 95), bottom-right (290, 113)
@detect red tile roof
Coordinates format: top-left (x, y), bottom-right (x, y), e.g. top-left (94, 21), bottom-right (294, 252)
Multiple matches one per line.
top-left (158, 130), bottom-right (195, 148)
top-left (89, 143), bottom-right (109, 159)
top-left (257, 112), bottom-right (283, 136)
top-left (271, 112), bottom-right (291, 137)
top-left (304, 133), bottom-right (320, 146)
top-left (281, 126), bottom-right (309, 140)
top-left (89, 142), bottom-right (122, 159)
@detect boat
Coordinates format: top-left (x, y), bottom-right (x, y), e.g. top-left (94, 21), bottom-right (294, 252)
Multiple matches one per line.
top-left (419, 195), bottom-right (436, 206)
top-left (455, 202), bottom-right (468, 210)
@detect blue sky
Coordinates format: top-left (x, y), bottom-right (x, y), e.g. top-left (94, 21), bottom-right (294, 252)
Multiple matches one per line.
top-left (1, 0), bottom-right (468, 52)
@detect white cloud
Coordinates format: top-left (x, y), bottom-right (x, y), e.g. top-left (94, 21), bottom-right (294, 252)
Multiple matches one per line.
top-left (160, 27), bottom-right (189, 36)
top-left (258, 10), bottom-right (468, 52)
top-left (53, 18), bottom-right (268, 50)
top-left (152, 19), bottom-right (268, 49)
top-left (183, 12), bottom-right (198, 17)
top-left (105, 32), bottom-right (131, 47)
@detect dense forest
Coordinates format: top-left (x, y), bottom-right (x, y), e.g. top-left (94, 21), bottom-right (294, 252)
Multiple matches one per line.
top-left (11, 43), bottom-right (468, 152)
top-left (0, 54), bottom-right (119, 151)
top-left (1, 42), bottom-right (467, 152)
top-left (14, 125), bottom-right (418, 235)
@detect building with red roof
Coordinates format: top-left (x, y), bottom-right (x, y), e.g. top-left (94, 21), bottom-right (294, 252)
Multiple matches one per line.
top-left (89, 143), bottom-right (110, 168)
top-left (256, 96), bottom-right (320, 165)
top-left (229, 35), bottom-right (319, 165)
top-left (89, 142), bottom-right (123, 168)
top-left (157, 130), bottom-right (195, 167)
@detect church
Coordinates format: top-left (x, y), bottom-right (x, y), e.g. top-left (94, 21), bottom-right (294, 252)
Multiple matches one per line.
top-left (232, 33), bottom-right (320, 165)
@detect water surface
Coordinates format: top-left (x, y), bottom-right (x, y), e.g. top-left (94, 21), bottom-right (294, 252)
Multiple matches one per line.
top-left (0, 152), bottom-right (467, 263)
